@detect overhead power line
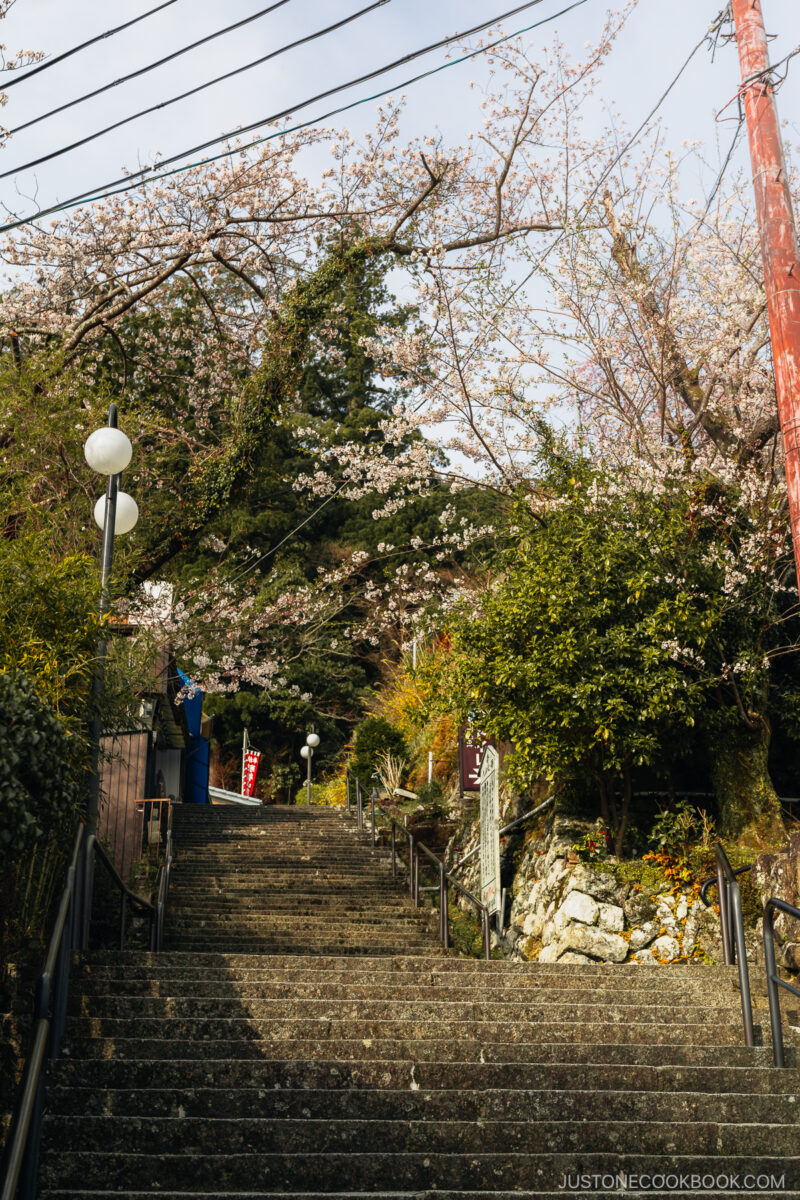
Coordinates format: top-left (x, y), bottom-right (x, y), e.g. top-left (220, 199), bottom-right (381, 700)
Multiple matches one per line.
top-left (0, 0), bottom-right (392, 179)
top-left (0, 0), bottom-right (590, 233)
top-left (8, 0), bottom-right (327, 138)
top-left (1, 0), bottom-right (184, 90)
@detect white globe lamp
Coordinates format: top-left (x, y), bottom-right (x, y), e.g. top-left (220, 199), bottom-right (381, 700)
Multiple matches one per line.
top-left (84, 426), bottom-right (133, 475)
top-left (300, 745), bottom-right (311, 760)
top-left (306, 732), bottom-right (320, 748)
top-left (93, 491), bottom-right (139, 535)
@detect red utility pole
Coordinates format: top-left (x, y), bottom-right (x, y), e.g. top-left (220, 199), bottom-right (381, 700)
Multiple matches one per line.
top-left (731, 0), bottom-right (800, 585)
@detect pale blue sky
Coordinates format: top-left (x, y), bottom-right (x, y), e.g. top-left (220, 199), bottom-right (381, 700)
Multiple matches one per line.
top-left (0, 0), bottom-right (797, 223)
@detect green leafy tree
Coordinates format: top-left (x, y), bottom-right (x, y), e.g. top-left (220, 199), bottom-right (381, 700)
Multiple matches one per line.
top-left (447, 446), bottom-right (790, 854)
top-left (351, 716), bottom-right (406, 793)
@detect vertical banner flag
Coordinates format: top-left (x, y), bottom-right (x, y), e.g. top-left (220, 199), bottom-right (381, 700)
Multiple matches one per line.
top-left (242, 749), bottom-right (261, 797)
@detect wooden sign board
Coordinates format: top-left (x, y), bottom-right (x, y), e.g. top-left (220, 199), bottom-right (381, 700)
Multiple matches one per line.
top-left (458, 725), bottom-right (484, 795)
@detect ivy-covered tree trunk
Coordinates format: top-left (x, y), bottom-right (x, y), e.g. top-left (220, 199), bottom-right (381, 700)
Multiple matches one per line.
top-left (711, 716), bottom-right (785, 851)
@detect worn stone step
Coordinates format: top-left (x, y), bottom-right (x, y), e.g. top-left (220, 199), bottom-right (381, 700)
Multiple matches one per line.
top-left (60, 1025), bottom-right (760, 1060)
top-left (160, 940), bottom-right (442, 955)
top-left (72, 979), bottom-right (744, 1005)
top-left (37, 1150), bottom-right (799, 1192)
top-left (36, 1193), bottom-right (800, 1200)
top-left (79, 952), bottom-right (738, 975)
top-left (166, 896), bottom-right (407, 910)
top-left (165, 915), bottom-right (432, 931)
top-left (49, 1055), bottom-right (796, 1092)
top-left (76, 958), bottom-right (739, 987)
top-left (41, 1114), bottom-right (800, 1157)
top-left (43, 1084), bottom-right (800, 1124)
top-left (67, 997), bottom-right (747, 1026)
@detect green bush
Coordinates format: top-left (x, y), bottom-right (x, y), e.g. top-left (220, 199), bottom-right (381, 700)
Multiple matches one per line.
top-left (351, 716), bottom-right (406, 791)
top-left (416, 779), bottom-right (445, 815)
top-left (0, 672), bottom-right (83, 859)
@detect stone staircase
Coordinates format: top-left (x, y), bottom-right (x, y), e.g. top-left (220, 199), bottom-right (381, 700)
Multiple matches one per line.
top-left (37, 803), bottom-right (800, 1198)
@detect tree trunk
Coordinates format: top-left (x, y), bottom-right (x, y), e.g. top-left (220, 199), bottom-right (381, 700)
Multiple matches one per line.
top-left (711, 716), bottom-right (785, 852)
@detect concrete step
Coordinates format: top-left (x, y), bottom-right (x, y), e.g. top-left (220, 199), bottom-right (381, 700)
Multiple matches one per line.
top-left (60, 1026), bottom-right (762, 1060)
top-left (40, 1114), bottom-right (800, 1157)
top-left (37, 1193), bottom-right (800, 1200)
top-left (66, 997), bottom-right (748, 1025)
top-left (75, 958), bottom-right (740, 986)
top-left (49, 1054), bottom-right (797, 1091)
top-left (72, 979), bottom-right (745, 1005)
top-left (37, 1150), bottom-right (799, 1192)
top-left (165, 914), bottom-right (432, 931)
top-left (77, 952), bottom-right (738, 975)
top-left (43, 1084), bottom-right (800, 1123)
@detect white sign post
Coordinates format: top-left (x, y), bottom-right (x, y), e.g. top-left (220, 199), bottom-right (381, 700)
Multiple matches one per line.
top-left (479, 746), bottom-right (501, 916)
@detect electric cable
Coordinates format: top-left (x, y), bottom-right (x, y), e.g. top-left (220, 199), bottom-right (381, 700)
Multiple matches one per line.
top-left (0, 0), bottom-right (591, 232)
top-left (8, 0), bottom-right (331, 138)
top-left (0, 0), bottom-right (392, 179)
top-left (1, 0), bottom-right (184, 90)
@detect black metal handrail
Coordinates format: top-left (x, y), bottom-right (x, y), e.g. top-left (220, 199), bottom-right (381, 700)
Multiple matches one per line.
top-left (88, 835), bottom-right (157, 951)
top-left (1, 825), bottom-right (84, 1200)
top-left (1, 818), bottom-right (170, 1200)
top-left (450, 795), bottom-right (554, 873)
top-left (763, 897), bottom-right (800, 1067)
top-left (698, 842), bottom-right (755, 1047)
top-left (149, 814), bottom-right (173, 952)
top-left (358, 803), bottom-right (492, 960)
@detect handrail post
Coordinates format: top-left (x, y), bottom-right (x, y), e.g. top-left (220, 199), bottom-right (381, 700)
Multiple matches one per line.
top-left (14, 1024), bottom-right (48, 1200)
top-left (717, 859), bottom-right (732, 965)
top-left (439, 861), bottom-right (448, 947)
top-left (82, 833), bottom-right (96, 951)
top-left (730, 882), bottom-right (755, 1047)
top-left (482, 907), bottom-right (491, 961)
top-left (346, 772), bottom-right (351, 814)
top-left (391, 823), bottom-right (397, 880)
top-left (356, 780), bottom-right (363, 830)
top-left (370, 793), bottom-right (376, 847)
top-left (119, 892), bottom-right (127, 951)
top-left (764, 901), bottom-right (787, 1067)
top-left (408, 834), bottom-right (414, 900)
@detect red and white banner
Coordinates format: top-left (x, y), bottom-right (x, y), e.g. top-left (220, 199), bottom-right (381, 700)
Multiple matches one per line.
top-left (242, 749), bottom-right (261, 797)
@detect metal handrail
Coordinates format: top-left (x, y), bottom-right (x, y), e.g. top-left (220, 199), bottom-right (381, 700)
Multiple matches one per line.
top-left (89, 835), bottom-right (156, 952)
top-left (361, 803), bottom-right (491, 960)
top-left (698, 842), bottom-right (755, 1048)
top-left (450, 795), bottom-right (554, 873)
top-left (763, 897), bottom-right (800, 1067)
top-left (1, 815), bottom-right (173, 1200)
top-left (1, 825), bottom-right (84, 1200)
top-left (150, 815), bottom-right (173, 952)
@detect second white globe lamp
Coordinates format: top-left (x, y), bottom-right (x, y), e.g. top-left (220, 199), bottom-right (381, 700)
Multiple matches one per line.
top-left (93, 491), bottom-right (139, 535)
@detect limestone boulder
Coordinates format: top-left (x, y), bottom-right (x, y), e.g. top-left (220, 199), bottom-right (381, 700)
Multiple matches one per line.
top-left (556, 923), bottom-right (628, 963)
top-left (597, 902), bottom-right (624, 933)
top-left (650, 935), bottom-right (681, 962)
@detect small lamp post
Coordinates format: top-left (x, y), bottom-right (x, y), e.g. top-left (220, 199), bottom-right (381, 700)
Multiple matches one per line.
top-left (300, 731), bottom-right (320, 806)
top-left (85, 403), bottom-right (139, 837)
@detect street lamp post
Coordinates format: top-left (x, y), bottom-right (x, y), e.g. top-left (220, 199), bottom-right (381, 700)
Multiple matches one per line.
top-left (300, 731), bottom-right (320, 805)
top-left (84, 403), bottom-right (139, 838)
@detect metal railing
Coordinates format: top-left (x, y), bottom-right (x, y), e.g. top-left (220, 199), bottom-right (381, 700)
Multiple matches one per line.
top-left (450, 795), bottom-right (554, 873)
top-left (763, 897), bottom-right (800, 1067)
top-left (1, 817), bottom-right (170, 1200)
top-left (699, 842), bottom-right (755, 1047)
top-left (354, 801), bottom-right (492, 960)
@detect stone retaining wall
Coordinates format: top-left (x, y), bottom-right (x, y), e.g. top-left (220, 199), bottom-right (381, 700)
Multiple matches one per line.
top-left (447, 802), bottom-right (723, 965)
